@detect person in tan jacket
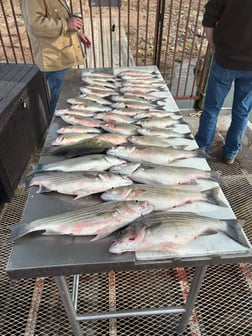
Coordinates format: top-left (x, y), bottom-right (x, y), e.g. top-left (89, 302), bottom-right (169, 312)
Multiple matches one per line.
top-left (21, 0), bottom-right (91, 114)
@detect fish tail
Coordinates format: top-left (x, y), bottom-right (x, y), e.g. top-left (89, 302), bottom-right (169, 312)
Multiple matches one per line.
top-left (0, 223), bottom-right (32, 245)
top-left (183, 132), bottom-right (194, 140)
top-left (222, 219), bottom-right (249, 247)
top-left (193, 148), bottom-right (211, 159)
top-left (204, 187), bottom-right (228, 207)
top-left (209, 171), bottom-right (224, 184)
top-left (23, 176), bottom-right (32, 190)
top-left (29, 163), bottom-right (43, 175)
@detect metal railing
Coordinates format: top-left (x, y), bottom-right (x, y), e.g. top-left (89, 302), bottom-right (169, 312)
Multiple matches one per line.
top-left (0, 0), bottom-right (209, 101)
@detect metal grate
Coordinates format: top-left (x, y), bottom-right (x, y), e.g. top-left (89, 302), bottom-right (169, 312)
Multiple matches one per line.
top-left (0, 147), bottom-right (251, 336)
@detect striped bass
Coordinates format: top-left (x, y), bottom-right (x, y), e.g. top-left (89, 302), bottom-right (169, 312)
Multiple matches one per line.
top-left (137, 127), bottom-right (193, 138)
top-left (70, 104), bottom-right (112, 112)
top-left (109, 212), bottom-right (245, 254)
top-left (57, 125), bottom-right (102, 134)
top-left (55, 109), bottom-right (95, 118)
top-left (136, 116), bottom-right (186, 128)
top-left (81, 71), bottom-right (116, 79)
top-left (24, 171), bottom-right (133, 199)
top-left (29, 155), bottom-right (126, 174)
top-left (109, 163), bottom-right (223, 186)
top-left (60, 115), bottom-right (102, 127)
top-left (78, 94), bottom-right (112, 106)
top-left (3, 201), bottom-right (154, 244)
top-left (127, 135), bottom-right (195, 148)
top-left (101, 123), bottom-right (140, 136)
top-left (48, 137), bottom-right (113, 158)
top-left (52, 133), bottom-right (96, 146)
top-left (94, 112), bottom-right (134, 124)
top-left (107, 145), bottom-right (209, 165)
top-left (101, 184), bottom-right (228, 210)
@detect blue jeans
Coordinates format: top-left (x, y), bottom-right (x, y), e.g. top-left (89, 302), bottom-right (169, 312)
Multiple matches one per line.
top-left (44, 69), bottom-right (68, 115)
top-left (195, 57), bottom-right (252, 159)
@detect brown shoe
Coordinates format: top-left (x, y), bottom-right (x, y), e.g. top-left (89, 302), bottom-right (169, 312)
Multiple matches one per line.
top-left (223, 156), bottom-right (235, 164)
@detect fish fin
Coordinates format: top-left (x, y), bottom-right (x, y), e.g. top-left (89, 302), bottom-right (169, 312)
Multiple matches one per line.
top-left (73, 192), bottom-right (88, 200)
top-left (37, 185), bottom-right (52, 193)
top-left (90, 231), bottom-right (111, 241)
top-left (221, 219), bottom-right (249, 248)
top-left (203, 187), bottom-right (228, 207)
top-left (189, 179), bottom-right (198, 185)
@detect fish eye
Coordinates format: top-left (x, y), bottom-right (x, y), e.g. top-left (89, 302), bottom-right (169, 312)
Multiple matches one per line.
top-left (129, 237), bottom-right (135, 241)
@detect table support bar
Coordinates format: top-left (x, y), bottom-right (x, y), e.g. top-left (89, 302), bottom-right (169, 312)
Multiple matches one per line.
top-left (55, 266), bottom-right (207, 336)
top-left (76, 306), bottom-right (185, 321)
top-left (177, 265), bottom-right (208, 334)
top-left (55, 276), bottom-right (83, 336)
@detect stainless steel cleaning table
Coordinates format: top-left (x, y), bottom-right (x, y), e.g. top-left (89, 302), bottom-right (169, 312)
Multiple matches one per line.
top-left (6, 66), bottom-right (252, 336)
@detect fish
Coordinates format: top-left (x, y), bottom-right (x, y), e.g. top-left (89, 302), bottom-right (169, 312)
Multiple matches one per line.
top-left (127, 135), bottom-right (187, 148)
top-left (106, 94), bottom-right (167, 106)
top-left (101, 184), bottom-right (228, 210)
top-left (60, 115), bottom-right (102, 127)
top-left (81, 78), bottom-right (119, 89)
top-left (94, 112), bottom-right (134, 124)
top-left (101, 122), bottom-right (140, 136)
top-left (137, 127), bottom-right (193, 138)
top-left (55, 109), bottom-right (95, 118)
top-left (133, 110), bottom-right (178, 119)
top-left (109, 163), bottom-right (223, 186)
top-left (107, 108), bottom-right (150, 117)
top-left (125, 92), bottom-right (168, 102)
top-left (109, 211), bottom-right (245, 254)
top-left (70, 104), bottom-right (112, 112)
top-left (57, 125), bottom-right (102, 134)
top-left (78, 94), bottom-right (112, 106)
top-left (80, 86), bottom-right (117, 95)
top-left (106, 145), bottom-right (209, 165)
top-left (48, 137), bottom-right (113, 158)
top-left (119, 86), bottom-right (166, 94)
top-left (51, 133), bottom-right (97, 146)
top-left (67, 97), bottom-right (89, 105)
top-left (96, 133), bottom-right (128, 145)
top-left (24, 171), bottom-right (133, 199)
top-left (3, 201), bottom-right (154, 244)
top-left (128, 135), bottom-right (197, 150)
top-left (136, 116), bottom-right (186, 128)
top-left (29, 154), bottom-right (126, 174)
top-left (111, 102), bottom-right (164, 111)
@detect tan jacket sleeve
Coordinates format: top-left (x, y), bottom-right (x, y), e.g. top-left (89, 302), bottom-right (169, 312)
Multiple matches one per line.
top-left (21, 0), bottom-right (68, 38)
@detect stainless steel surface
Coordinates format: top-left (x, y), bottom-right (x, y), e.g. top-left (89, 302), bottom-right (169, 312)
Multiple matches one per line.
top-left (0, 147), bottom-right (251, 335)
top-left (5, 67), bottom-right (252, 281)
top-left (0, 67), bottom-right (251, 335)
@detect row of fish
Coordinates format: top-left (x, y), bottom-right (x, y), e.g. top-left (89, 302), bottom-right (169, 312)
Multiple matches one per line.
top-left (4, 68), bottom-right (246, 255)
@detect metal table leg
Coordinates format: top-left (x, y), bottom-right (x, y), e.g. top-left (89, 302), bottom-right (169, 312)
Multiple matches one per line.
top-left (54, 275), bottom-right (83, 336)
top-left (177, 265), bottom-right (208, 334)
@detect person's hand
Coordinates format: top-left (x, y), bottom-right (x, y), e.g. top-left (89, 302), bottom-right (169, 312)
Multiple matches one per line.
top-left (79, 33), bottom-right (92, 48)
top-left (66, 17), bottom-right (83, 31)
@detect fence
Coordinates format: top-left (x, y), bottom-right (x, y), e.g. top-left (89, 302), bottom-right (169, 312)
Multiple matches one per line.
top-left (0, 0), bottom-right (210, 102)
